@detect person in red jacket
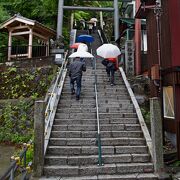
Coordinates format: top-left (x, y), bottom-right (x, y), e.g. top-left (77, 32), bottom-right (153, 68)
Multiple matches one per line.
top-left (102, 58), bottom-right (118, 86)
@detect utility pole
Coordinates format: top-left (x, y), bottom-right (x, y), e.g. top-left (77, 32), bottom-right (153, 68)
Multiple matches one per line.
top-left (114, 0), bottom-right (120, 41)
top-left (57, 0), bottom-right (64, 38)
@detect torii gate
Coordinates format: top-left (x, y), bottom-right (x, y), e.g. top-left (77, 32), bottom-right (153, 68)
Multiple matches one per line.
top-left (57, 0), bottom-right (132, 41)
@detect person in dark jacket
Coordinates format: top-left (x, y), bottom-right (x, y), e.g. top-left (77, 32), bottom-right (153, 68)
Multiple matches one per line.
top-left (69, 57), bottom-right (86, 100)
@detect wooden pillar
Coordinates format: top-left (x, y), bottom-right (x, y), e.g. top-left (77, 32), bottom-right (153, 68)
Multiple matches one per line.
top-left (28, 28), bottom-right (33, 58)
top-left (46, 40), bottom-right (49, 56)
top-left (135, 0), bottom-right (142, 75)
top-left (8, 30), bottom-right (12, 61)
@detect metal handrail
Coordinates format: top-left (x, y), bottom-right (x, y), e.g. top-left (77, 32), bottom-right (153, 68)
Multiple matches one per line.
top-left (0, 141), bottom-right (33, 180)
top-left (44, 51), bottom-right (68, 132)
top-left (44, 51), bottom-right (68, 155)
top-left (94, 56), bottom-right (103, 166)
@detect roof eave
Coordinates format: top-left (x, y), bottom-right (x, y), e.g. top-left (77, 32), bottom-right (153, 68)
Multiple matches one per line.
top-left (0, 14), bottom-right (35, 29)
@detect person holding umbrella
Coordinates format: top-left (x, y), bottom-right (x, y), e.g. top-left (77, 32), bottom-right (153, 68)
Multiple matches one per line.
top-left (105, 58), bottom-right (118, 86)
top-left (96, 43), bottom-right (121, 86)
top-left (69, 57), bottom-right (86, 100)
top-left (90, 18), bottom-right (98, 33)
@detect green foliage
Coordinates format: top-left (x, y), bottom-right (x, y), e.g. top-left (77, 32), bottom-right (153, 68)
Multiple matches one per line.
top-left (140, 99), bottom-right (150, 130)
top-left (0, 66), bottom-right (55, 144)
top-left (15, 144), bottom-right (33, 165)
top-left (0, 0), bottom-right (122, 50)
top-left (0, 100), bottom-right (33, 143)
top-left (0, 67), bottom-right (54, 99)
top-left (141, 107), bottom-right (150, 124)
top-left (25, 145), bottom-right (33, 164)
top-left (170, 160), bottom-right (180, 167)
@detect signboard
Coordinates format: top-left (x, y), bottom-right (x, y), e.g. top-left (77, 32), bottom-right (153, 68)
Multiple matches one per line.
top-left (70, 29), bottom-right (76, 46)
top-left (125, 40), bottom-right (134, 76)
top-left (55, 54), bottom-right (63, 66)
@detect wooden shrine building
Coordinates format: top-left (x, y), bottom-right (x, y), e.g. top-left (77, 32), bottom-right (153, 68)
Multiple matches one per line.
top-left (0, 14), bottom-right (56, 60)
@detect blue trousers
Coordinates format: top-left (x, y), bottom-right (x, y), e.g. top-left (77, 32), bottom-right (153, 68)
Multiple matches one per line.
top-left (70, 76), bottom-right (82, 97)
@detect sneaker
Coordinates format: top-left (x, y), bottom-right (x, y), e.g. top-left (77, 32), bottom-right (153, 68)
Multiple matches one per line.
top-left (111, 83), bottom-right (115, 86)
top-left (76, 96), bottom-right (80, 100)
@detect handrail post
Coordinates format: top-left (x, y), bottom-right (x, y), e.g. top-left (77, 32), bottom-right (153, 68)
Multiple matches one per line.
top-left (24, 150), bottom-right (26, 168)
top-left (10, 168), bottom-right (14, 180)
top-left (94, 57), bottom-right (103, 166)
top-left (97, 133), bottom-right (103, 165)
top-left (33, 100), bottom-right (45, 177)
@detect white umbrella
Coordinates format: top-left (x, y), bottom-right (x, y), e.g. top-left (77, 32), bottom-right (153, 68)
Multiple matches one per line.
top-left (69, 51), bottom-right (94, 58)
top-left (96, 44), bottom-right (121, 58)
top-left (77, 44), bottom-right (88, 52)
top-left (90, 18), bottom-right (98, 22)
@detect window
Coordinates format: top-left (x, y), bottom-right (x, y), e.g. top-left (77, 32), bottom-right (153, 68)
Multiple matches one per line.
top-left (163, 86), bottom-right (175, 119)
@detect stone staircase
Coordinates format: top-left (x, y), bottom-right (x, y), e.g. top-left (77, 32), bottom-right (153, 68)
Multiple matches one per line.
top-left (41, 30), bottom-right (157, 179)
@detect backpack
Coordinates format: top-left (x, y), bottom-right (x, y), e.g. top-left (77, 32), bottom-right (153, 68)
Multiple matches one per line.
top-left (101, 59), bottom-right (108, 66)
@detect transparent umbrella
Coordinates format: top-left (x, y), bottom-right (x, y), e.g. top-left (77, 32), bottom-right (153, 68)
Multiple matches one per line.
top-left (68, 51), bottom-right (94, 58)
top-left (90, 18), bottom-right (98, 22)
top-left (96, 44), bottom-right (121, 58)
top-left (77, 44), bottom-right (88, 52)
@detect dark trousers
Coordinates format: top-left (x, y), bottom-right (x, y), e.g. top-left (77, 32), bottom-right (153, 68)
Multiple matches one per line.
top-left (106, 67), bottom-right (115, 84)
top-left (70, 76), bottom-right (82, 97)
top-left (89, 29), bottom-right (92, 34)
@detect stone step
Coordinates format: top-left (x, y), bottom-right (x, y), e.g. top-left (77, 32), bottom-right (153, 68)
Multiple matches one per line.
top-left (43, 163), bottom-right (154, 177)
top-left (56, 108), bottom-right (96, 113)
top-left (97, 95), bottom-right (130, 99)
top-left (55, 112), bottom-right (137, 120)
top-left (63, 81), bottom-right (124, 86)
top-left (61, 91), bottom-right (129, 97)
top-left (51, 131), bottom-right (143, 138)
top-left (40, 173), bottom-right (157, 180)
top-left (61, 92), bottom-right (95, 96)
top-left (52, 124), bottom-right (141, 131)
top-left (58, 99), bottom-right (132, 106)
top-left (98, 104), bottom-right (134, 109)
top-left (48, 137), bottom-right (146, 146)
top-left (54, 117), bottom-right (138, 125)
top-left (59, 99), bottom-right (95, 104)
top-left (60, 95), bottom-right (95, 100)
top-left (97, 173), bottom-right (157, 180)
top-left (61, 92), bottom-right (129, 97)
top-left (55, 112), bottom-right (96, 119)
top-left (99, 113), bottom-right (137, 119)
top-left (58, 99), bottom-right (132, 107)
top-left (98, 102), bottom-right (133, 107)
top-left (58, 103), bottom-right (95, 108)
top-left (63, 87), bottom-right (127, 91)
top-left (63, 83), bottom-right (125, 89)
top-left (45, 154), bottom-right (150, 166)
top-left (47, 145), bottom-right (148, 156)
top-left (59, 96), bottom-right (131, 101)
top-left (57, 108), bottom-right (134, 114)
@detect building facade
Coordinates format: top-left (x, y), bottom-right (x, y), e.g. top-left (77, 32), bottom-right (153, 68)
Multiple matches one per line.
top-left (136, 0), bottom-right (180, 159)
